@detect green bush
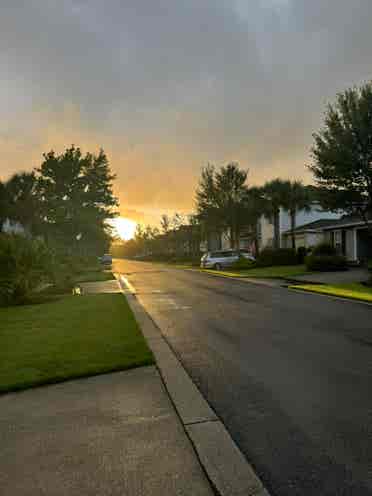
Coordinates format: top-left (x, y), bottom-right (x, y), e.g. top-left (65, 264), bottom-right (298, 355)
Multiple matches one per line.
top-left (367, 260), bottom-right (372, 272)
top-left (230, 256), bottom-right (256, 270)
top-left (311, 243), bottom-right (337, 256)
top-left (305, 254), bottom-right (347, 271)
top-left (0, 234), bottom-right (53, 305)
top-left (257, 248), bottom-right (298, 267)
top-left (297, 246), bottom-right (309, 264)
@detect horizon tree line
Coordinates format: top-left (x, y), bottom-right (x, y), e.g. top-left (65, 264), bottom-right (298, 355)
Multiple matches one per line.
top-left (2, 80), bottom-right (372, 260)
top-left (118, 80), bottom-right (372, 258)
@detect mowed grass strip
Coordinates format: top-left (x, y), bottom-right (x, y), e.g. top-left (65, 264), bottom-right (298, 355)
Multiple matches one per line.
top-left (75, 270), bottom-right (114, 283)
top-left (0, 294), bottom-right (154, 394)
top-left (290, 283), bottom-right (372, 303)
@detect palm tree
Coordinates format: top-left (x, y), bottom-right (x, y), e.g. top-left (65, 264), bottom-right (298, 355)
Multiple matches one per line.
top-left (262, 179), bottom-right (290, 249)
top-left (243, 186), bottom-right (268, 256)
top-left (286, 181), bottom-right (312, 249)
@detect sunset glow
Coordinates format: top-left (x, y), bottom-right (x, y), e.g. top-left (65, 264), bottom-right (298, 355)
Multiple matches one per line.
top-left (110, 217), bottom-right (136, 240)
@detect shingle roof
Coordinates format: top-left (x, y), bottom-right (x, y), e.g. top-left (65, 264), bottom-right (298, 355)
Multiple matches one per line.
top-left (283, 219), bottom-right (340, 234)
top-left (321, 214), bottom-right (371, 229)
top-left (284, 214), bottom-right (372, 234)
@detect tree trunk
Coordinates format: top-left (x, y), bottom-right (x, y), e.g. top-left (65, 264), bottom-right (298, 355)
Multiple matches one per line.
top-left (273, 209), bottom-right (280, 249)
top-left (254, 235), bottom-right (259, 257)
top-left (290, 210), bottom-right (296, 249)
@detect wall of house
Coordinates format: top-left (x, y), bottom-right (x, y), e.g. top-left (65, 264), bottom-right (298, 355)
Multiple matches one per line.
top-left (306, 232), bottom-right (324, 248)
top-left (2, 219), bottom-right (26, 235)
top-left (258, 215), bottom-right (274, 249)
top-left (282, 231), bottom-right (324, 249)
top-left (259, 205), bottom-right (340, 251)
top-left (279, 205), bottom-right (340, 234)
top-left (221, 231), bottom-right (231, 250)
top-left (345, 229), bottom-right (356, 261)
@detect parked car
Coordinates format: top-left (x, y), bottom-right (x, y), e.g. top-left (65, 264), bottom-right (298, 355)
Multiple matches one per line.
top-left (200, 250), bottom-right (255, 270)
top-left (99, 254), bottom-right (113, 266)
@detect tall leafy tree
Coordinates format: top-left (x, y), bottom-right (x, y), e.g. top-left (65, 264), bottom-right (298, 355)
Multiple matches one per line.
top-left (2, 172), bottom-right (40, 234)
top-left (36, 146), bottom-right (118, 254)
top-left (309, 81), bottom-right (372, 233)
top-left (0, 180), bottom-right (9, 231)
top-left (196, 162), bottom-right (248, 248)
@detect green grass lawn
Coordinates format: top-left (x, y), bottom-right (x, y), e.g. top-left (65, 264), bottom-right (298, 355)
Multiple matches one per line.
top-left (290, 283), bottom-right (372, 303)
top-left (200, 264), bottom-right (309, 279)
top-left (75, 269), bottom-right (114, 283)
top-left (0, 293), bottom-right (154, 394)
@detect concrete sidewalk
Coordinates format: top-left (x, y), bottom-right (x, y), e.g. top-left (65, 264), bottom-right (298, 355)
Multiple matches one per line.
top-left (0, 279), bottom-right (214, 496)
top-left (0, 366), bottom-right (213, 496)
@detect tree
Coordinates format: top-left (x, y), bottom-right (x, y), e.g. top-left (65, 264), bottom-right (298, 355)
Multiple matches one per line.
top-left (309, 81), bottom-right (372, 233)
top-left (242, 187), bottom-right (268, 255)
top-left (285, 181), bottom-right (312, 249)
top-left (2, 172), bottom-right (40, 234)
top-left (160, 214), bottom-right (171, 234)
top-left (0, 180), bottom-right (9, 231)
top-left (262, 179), bottom-right (291, 249)
top-left (196, 162), bottom-right (248, 248)
top-left (36, 146), bottom-right (118, 255)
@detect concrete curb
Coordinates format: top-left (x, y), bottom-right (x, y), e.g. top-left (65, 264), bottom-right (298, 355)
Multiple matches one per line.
top-left (115, 273), bottom-right (270, 496)
top-left (288, 285), bottom-right (372, 307)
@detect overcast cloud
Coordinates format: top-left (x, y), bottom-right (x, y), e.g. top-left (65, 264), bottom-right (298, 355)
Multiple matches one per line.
top-left (1, 0), bottom-right (372, 223)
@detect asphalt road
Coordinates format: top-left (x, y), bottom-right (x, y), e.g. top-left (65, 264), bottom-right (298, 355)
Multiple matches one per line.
top-left (114, 259), bottom-right (372, 496)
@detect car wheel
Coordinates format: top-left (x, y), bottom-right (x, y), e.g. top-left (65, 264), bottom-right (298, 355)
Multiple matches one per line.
top-left (214, 263), bottom-right (222, 270)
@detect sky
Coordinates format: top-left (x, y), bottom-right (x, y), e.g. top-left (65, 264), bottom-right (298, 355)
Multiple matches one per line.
top-left (1, 0), bottom-right (372, 227)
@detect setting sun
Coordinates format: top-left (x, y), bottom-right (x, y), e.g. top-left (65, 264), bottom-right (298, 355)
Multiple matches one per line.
top-left (110, 217), bottom-right (136, 240)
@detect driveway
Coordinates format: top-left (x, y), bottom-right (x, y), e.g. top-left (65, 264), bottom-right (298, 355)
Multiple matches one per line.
top-left (290, 267), bottom-right (369, 284)
top-left (114, 259), bottom-right (372, 496)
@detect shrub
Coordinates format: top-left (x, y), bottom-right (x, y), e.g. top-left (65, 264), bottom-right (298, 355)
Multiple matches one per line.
top-left (311, 243), bottom-right (337, 256)
top-left (257, 248), bottom-right (298, 267)
top-left (305, 254), bottom-right (347, 271)
top-left (0, 234), bottom-right (53, 305)
top-left (368, 259), bottom-right (372, 272)
top-left (297, 246), bottom-right (308, 264)
top-left (230, 256), bottom-right (256, 270)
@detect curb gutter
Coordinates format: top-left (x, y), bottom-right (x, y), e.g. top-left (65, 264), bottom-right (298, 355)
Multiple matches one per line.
top-left (115, 273), bottom-right (270, 496)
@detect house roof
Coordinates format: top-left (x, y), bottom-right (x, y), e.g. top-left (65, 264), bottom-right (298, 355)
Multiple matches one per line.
top-left (283, 214), bottom-right (372, 235)
top-left (283, 219), bottom-right (340, 234)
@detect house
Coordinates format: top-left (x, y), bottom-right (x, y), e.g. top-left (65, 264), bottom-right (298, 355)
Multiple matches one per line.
top-left (322, 215), bottom-right (372, 263)
top-left (258, 204), bottom-right (341, 251)
top-left (202, 203), bottom-right (345, 255)
top-left (281, 219), bottom-right (338, 250)
top-left (2, 219), bottom-right (26, 236)
top-left (282, 215), bottom-right (372, 263)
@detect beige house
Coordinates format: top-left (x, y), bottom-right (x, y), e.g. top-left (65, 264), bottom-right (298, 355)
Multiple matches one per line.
top-left (258, 204), bottom-right (341, 251)
top-left (282, 215), bottom-right (372, 263)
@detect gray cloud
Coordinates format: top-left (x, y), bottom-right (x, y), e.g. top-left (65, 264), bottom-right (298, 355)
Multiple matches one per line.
top-left (1, 0), bottom-right (372, 219)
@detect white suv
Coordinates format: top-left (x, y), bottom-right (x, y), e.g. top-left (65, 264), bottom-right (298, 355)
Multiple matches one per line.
top-left (200, 250), bottom-right (255, 270)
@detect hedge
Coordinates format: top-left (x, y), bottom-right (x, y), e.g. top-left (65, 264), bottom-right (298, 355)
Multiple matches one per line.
top-left (257, 248), bottom-right (298, 267)
top-left (305, 254), bottom-right (347, 271)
